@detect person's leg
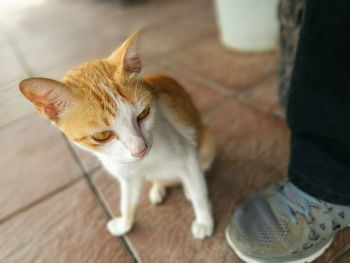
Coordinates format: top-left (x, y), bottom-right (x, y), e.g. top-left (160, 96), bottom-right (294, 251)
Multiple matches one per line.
top-left (226, 1), bottom-right (350, 262)
top-left (278, 0), bottom-right (304, 108)
top-left (287, 0), bottom-right (350, 205)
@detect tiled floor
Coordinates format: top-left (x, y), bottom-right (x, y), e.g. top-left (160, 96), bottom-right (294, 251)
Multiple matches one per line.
top-left (1, 0), bottom-right (349, 262)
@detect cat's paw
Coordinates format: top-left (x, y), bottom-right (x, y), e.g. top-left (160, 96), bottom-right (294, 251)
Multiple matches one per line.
top-left (107, 217), bottom-right (132, 236)
top-left (191, 220), bottom-right (214, 239)
top-left (149, 184), bottom-right (166, 204)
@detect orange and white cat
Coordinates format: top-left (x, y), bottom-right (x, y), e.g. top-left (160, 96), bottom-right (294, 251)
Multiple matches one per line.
top-left (19, 30), bottom-right (215, 239)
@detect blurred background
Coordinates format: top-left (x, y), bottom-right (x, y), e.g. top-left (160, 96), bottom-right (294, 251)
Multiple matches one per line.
top-left (1, 0), bottom-right (349, 262)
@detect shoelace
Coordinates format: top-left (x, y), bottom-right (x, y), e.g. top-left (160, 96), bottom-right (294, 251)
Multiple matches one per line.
top-left (273, 182), bottom-right (329, 224)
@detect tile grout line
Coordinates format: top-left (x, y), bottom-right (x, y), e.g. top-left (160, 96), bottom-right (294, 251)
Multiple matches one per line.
top-left (235, 71), bottom-right (278, 96)
top-left (60, 133), bottom-right (139, 263)
top-left (8, 39), bottom-right (35, 78)
top-left (156, 58), bottom-right (284, 120)
top-left (0, 176), bottom-right (84, 225)
top-left (144, 57), bottom-right (286, 125)
top-left (231, 71), bottom-right (286, 121)
top-left (174, 64), bottom-right (284, 120)
top-left (147, 27), bottom-right (277, 98)
top-left (234, 95), bottom-right (286, 121)
top-left (155, 52), bottom-right (277, 100)
top-left (334, 245), bottom-right (350, 263)
top-left (158, 59), bottom-right (235, 96)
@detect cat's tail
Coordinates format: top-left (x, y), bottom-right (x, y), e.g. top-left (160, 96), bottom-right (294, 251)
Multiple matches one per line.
top-left (199, 126), bottom-right (216, 172)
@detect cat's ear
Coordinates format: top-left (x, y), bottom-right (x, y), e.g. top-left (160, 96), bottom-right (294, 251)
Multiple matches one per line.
top-left (108, 29), bottom-right (142, 74)
top-left (19, 78), bottom-right (72, 122)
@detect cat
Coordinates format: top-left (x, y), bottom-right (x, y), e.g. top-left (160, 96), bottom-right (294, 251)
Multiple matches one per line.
top-left (19, 30), bottom-right (215, 239)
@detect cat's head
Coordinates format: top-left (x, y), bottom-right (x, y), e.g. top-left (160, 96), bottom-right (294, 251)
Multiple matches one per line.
top-left (19, 30), bottom-right (156, 162)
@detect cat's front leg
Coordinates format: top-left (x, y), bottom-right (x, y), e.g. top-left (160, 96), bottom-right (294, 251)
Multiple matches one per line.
top-left (107, 175), bottom-right (143, 236)
top-left (182, 152), bottom-right (214, 239)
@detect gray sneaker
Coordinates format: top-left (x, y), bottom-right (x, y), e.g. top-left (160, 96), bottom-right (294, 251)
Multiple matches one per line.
top-left (226, 181), bottom-right (350, 263)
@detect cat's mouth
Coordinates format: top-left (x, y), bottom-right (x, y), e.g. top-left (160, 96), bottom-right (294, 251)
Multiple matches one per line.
top-left (131, 147), bottom-right (148, 158)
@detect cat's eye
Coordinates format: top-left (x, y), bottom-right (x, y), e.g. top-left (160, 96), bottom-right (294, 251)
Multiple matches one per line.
top-left (137, 107), bottom-right (150, 122)
top-left (92, 131), bottom-right (112, 142)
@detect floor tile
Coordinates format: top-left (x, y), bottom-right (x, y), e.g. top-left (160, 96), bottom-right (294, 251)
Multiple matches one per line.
top-left (337, 247), bottom-right (350, 263)
top-left (0, 114), bottom-right (82, 221)
top-left (138, 4), bottom-right (217, 63)
top-left (0, 43), bottom-right (27, 85)
top-left (0, 180), bottom-right (131, 263)
top-left (5, 3), bottom-right (125, 77)
top-left (142, 63), bottom-right (226, 113)
top-left (237, 75), bottom-right (285, 118)
top-left (85, 0), bottom-right (212, 43)
top-left (1, 0), bottom-right (110, 49)
top-left (204, 99), bottom-right (290, 201)
top-left (21, 28), bottom-right (123, 79)
top-left (168, 38), bottom-right (277, 92)
top-left (70, 143), bottom-right (102, 174)
top-left (0, 81), bottom-right (35, 127)
top-left (314, 229), bottom-right (350, 263)
top-left (92, 170), bottom-right (239, 263)
top-left (10, 0), bottom-right (213, 79)
top-left (91, 100), bottom-right (290, 263)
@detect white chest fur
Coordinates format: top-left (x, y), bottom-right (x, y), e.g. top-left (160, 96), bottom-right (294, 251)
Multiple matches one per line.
top-left (95, 102), bottom-right (214, 239)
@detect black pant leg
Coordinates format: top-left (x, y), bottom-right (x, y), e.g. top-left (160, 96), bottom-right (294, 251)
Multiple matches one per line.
top-left (287, 0), bottom-right (350, 205)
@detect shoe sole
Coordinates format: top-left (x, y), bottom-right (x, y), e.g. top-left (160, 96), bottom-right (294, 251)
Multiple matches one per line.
top-left (225, 227), bottom-right (334, 263)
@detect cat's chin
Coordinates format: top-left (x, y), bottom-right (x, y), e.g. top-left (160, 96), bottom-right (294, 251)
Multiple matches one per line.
top-left (96, 150), bottom-right (150, 163)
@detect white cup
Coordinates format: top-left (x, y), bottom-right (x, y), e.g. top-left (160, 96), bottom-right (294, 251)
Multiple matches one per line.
top-left (214, 0), bottom-right (279, 52)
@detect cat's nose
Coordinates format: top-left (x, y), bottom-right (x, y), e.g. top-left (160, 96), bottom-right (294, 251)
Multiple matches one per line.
top-left (132, 147), bottom-right (147, 158)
